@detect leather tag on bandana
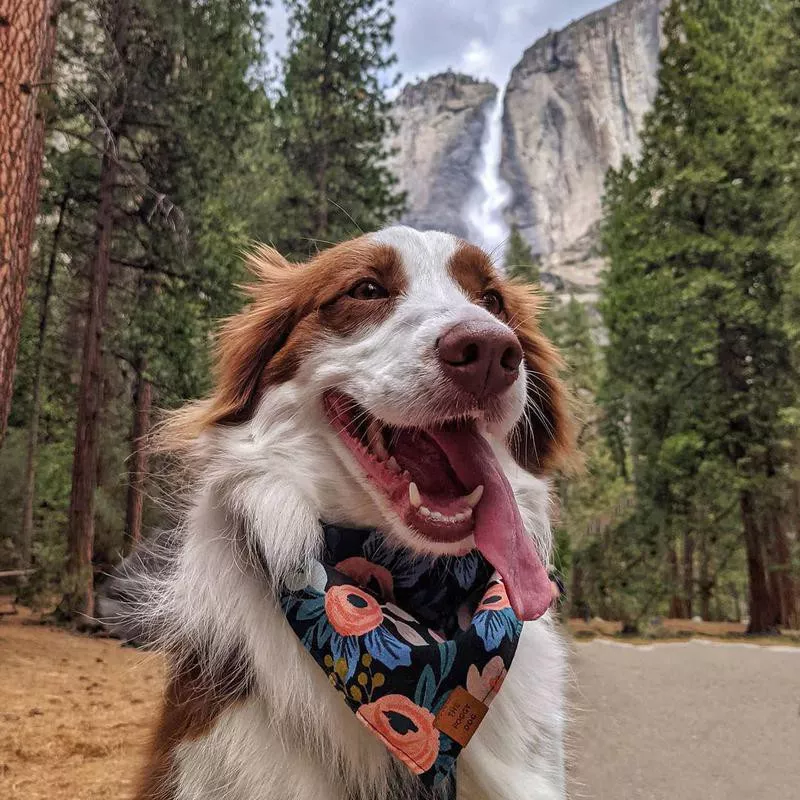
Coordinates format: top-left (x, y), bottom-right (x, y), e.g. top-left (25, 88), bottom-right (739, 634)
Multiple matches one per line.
top-left (434, 686), bottom-right (488, 747)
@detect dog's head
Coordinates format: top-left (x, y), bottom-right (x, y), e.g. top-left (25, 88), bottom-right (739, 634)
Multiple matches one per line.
top-left (167, 227), bottom-right (572, 619)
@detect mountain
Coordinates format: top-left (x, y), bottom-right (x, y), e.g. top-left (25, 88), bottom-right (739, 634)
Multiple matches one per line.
top-left (385, 72), bottom-right (496, 239)
top-left (502, 0), bottom-right (669, 297)
top-left (385, 0), bottom-right (668, 300)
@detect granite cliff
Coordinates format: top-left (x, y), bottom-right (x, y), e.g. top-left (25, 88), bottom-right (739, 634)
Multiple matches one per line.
top-left (503, 0), bottom-right (668, 256)
top-left (386, 0), bottom-right (668, 299)
top-left (385, 72), bottom-right (496, 239)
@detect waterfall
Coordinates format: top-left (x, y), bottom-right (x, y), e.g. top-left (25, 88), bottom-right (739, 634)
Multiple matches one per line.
top-left (464, 85), bottom-right (512, 260)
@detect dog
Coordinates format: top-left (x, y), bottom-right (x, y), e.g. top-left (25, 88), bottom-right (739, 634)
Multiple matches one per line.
top-left (103, 226), bottom-right (572, 800)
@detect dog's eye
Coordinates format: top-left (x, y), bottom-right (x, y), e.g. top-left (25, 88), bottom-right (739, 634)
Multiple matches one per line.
top-left (348, 279), bottom-right (389, 301)
top-left (480, 290), bottom-right (505, 317)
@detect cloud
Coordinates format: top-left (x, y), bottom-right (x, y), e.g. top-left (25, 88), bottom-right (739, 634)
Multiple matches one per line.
top-left (461, 39), bottom-right (493, 76)
top-left (500, 5), bottom-right (525, 26)
top-left (267, 0), bottom-right (608, 89)
top-left (393, 0), bottom-right (607, 86)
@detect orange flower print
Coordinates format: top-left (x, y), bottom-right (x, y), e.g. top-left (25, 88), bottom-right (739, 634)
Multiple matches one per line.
top-left (476, 581), bottom-right (511, 613)
top-left (325, 584), bottom-right (384, 636)
top-left (466, 655), bottom-right (507, 704)
top-left (356, 694), bottom-right (439, 774)
top-left (335, 557), bottom-right (395, 602)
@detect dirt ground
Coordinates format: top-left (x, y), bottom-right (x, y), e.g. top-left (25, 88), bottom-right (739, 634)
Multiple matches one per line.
top-left (1, 614), bottom-right (798, 800)
top-left (0, 614), bottom-right (163, 800)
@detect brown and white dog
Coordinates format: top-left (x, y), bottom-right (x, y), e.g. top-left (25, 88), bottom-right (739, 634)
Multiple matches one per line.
top-left (104, 226), bottom-right (572, 800)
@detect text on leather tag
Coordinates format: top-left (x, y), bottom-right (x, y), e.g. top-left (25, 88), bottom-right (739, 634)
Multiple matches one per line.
top-left (433, 686), bottom-right (488, 747)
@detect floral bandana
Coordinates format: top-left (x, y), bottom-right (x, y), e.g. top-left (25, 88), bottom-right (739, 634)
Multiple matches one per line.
top-left (280, 523), bottom-right (524, 794)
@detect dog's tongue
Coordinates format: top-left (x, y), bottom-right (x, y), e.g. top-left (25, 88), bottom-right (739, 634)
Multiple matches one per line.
top-left (429, 427), bottom-right (552, 621)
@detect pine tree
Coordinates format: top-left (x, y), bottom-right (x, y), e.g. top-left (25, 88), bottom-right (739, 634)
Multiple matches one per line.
top-left (275, 0), bottom-right (405, 256)
top-left (602, 0), bottom-right (798, 633)
top-left (57, 0), bottom-right (268, 618)
top-left (545, 297), bottom-right (598, 397)
top-left (1, 0), bottom-right (278, 606)
top-left (504, 224), bottom-right (541, 283)
top-left (17, 189), bottom-right (69, 569)
top-left (61, 0), bottom-right (131, 620)
top-left (501, 225), bottom-right (631, 621)
top-left (543, 295), bottom-right (636, 622)
top-left (767, 0), bottom-right (800, 628)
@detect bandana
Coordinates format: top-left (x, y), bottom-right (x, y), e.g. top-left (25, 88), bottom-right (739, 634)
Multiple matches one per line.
top-left (280, 523), bottom-right (524, 794)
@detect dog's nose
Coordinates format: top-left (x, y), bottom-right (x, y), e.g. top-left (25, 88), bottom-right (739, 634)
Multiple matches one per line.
top-left (437, 321), bottom-right (523, 397)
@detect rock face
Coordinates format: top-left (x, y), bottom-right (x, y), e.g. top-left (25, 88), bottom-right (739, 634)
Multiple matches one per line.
top-left (502, 0), bottom-right (669, 267)
top-left (385, 72), bottom-right (496, 238)
top-left (539, 227), bottom-right (606, 307)
top-left (385, 0), bottom-right (669, 300)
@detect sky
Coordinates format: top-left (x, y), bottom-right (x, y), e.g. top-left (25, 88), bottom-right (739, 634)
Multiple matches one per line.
top-left (268, 0), bottom-right (609, 89)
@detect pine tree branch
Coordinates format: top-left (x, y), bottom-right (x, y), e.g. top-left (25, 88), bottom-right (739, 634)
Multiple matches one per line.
top-left (112, 259), bottom-right (207, 293)
top-left (52, 96), bottom-right (186, 234)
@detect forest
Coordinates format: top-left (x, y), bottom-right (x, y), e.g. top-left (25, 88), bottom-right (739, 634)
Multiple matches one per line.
top-left (1, 0), bottom-right (798, 636)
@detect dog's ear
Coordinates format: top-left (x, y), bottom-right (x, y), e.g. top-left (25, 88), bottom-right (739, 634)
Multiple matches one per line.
top-left (159, 246), bottom-right (301, 448)
top-left (503, 282), bottom-right (574, 474)
top-left (207, 246), bottom-right (302, 425)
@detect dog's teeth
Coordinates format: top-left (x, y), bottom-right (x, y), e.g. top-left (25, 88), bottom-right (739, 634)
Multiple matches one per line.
top-left (419, 506), bottom-right (431, 517)
top-left (408, 482), bottom-right (422, 508)
top-left (453, 512), bottom-right (466, 522)
top-left (462, 507), bottom-right (473, 519)
top-left (374, 440), bottom-right (389, 461)
top-left (367, 419), bottom-right (389, 460)
top-left (463, 485), bottom-right (484, 509)
top-left (387, 456), bottom-right (401, 473)
top-left (429, 511), bottom-right (443, 521)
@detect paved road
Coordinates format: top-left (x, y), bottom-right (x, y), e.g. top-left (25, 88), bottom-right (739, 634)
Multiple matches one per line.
top-left (566, 639), bottom-right (800, 800)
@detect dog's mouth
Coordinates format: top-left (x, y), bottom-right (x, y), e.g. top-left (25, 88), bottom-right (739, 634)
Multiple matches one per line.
top-left (323, 390), bottom-right (552, 621)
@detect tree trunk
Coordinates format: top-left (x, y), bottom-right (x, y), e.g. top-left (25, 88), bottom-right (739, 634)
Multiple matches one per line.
top-left (730, 584), bottom-right (742, 623)
top-left (316, 146), bottom-right (329, 236)
top-left (717, 321), bottom-right (780, 634)
top-left (18, 189), bottom-right (68, 568)
top-left (789, 478), bottom-right (800, 629)
top-left (0, 0), bottom-right (61, 444)
top-left (770, 523), bottom-right (796, 629)
top-left (698, 536), bottom-right (713, 621)
top-left (314, 12), bottom-right (337, 237)
top-left (125, 358), bottom-right (151, 553)
top-left (570, 563), bottom-right (585, 620)
top-left (682, 530), bottom-right (695, 618)
top-left (740, 490), bottom-right (778, 634)
top-left (766, 546), bottom-right (783, 628)
top-left (60, 0), bottom-right (130, 622)
top-left (62, 150), bottom-right (117, 619)
top-left (668, 543), bottom-right (682, 618)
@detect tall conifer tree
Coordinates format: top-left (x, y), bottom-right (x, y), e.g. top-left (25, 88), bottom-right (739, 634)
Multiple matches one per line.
top-left (504, 224), bottom-right (541, 283)
top-left (602, 0), bottom-right (798, 633)
top-left (276, 0), bottom-right (405, 255)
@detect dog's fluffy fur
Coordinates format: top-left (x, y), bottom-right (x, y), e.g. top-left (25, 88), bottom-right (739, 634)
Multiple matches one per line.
top-left (103, 227), bottom-right (572, 800)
